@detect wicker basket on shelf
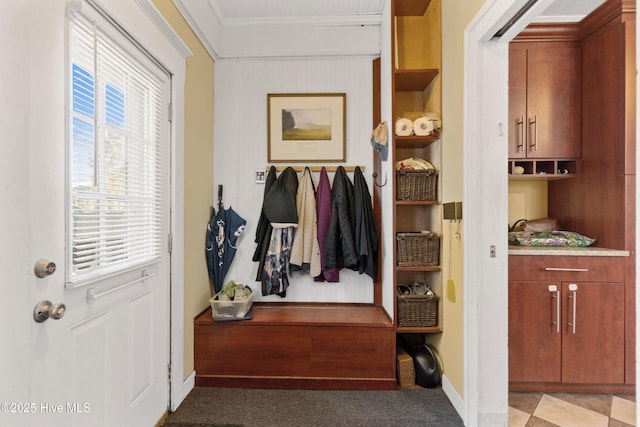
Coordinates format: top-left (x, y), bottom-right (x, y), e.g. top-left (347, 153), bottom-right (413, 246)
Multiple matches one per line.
top-left (397, 291), bottom-right (439, 328)
top-left (396, 232), bottom-right (440, 267)
top-left (396, 169), bottom-right (437, 201)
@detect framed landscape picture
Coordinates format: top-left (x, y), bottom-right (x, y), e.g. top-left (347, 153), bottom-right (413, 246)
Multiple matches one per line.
top-left (267, 93), bottom-right (346, 162)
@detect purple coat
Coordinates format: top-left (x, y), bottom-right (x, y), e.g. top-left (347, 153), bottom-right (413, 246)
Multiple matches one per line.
top-left (315, 167), bottom-right (338, 282)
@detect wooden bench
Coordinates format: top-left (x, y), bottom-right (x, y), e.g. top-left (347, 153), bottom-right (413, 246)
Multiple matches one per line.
top-left (194, 303), bottom-right (397, 390)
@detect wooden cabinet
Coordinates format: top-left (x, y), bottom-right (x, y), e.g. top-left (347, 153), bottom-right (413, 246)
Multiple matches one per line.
top-left (391, 0), bottom-right (442, 333)
top-left (194, 304), bottom-right (396, 390)
top-left (509, 42), bottom-right (581, 159)
top-left (509, 280), bottom-right (561, 383)
top-left (546, 2), bottom-right (636, 385)
top-left (509, 255), bottom-right (629, 392)
top-left (508, 42), bottom-right (581, 179)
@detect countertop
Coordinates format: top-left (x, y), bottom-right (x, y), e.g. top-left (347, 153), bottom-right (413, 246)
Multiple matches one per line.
top-left (508, 246), bottom-right (630, 257)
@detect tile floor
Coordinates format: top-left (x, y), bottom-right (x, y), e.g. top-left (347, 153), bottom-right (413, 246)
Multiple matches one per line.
top-left (509, 392), bottom-right (636, 427)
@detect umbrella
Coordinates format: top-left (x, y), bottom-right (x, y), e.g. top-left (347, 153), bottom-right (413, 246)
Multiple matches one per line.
top-left (206, 185), bottom-right (247, 294)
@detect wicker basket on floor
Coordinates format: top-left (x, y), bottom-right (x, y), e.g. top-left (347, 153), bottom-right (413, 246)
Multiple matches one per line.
top-left (397, 291), bottom-right (439, 328)
top-left (396, 169), bottom-right (437, 201)
top-left (396, 233), bottom-right (440, 267)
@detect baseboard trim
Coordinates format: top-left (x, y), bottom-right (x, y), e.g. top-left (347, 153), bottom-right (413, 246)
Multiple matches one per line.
top-left (441, 374), bottom-right (465, 424)
top-left (195, 374), bottom-right (398, 391)
top-left (509, 381), bottom-right (635, 394)
top-left (170, 370), bottom-right (195, 411)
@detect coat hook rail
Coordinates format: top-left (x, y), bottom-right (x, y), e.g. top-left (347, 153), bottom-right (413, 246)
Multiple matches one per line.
top-left (266, 165), bottom-right (364, 173)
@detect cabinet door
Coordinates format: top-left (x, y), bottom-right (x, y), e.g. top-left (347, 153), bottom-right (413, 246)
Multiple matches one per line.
top-left (561, 282), bottom-right (625, 384)
top-left (508, 45), bottom-right (527, 159)
top-left (526, 45), bottom-right (581, 159)
top-left (509, 281), bottom-right (561, 383)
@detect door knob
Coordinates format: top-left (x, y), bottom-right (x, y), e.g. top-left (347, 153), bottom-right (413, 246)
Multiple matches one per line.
top-left (33, 300), bottom-right (66, 323)
top-left (34, 259), bottom-right (56, 278)
top-left (50, 303), bottom-right (66, 319)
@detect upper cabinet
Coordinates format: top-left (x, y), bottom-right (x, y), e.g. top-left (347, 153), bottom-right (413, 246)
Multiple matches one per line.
top-left (508, 42), bottom-right (582, 177)
top-left (509, 42), bottom-right (581, 159)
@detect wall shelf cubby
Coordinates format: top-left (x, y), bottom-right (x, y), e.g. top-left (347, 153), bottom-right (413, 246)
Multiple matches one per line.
top-left (508, 159), bottom-right (581, 180)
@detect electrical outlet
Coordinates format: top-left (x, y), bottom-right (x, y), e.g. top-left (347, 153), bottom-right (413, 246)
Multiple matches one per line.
top-left (255, 169), bottom-right (266, 184)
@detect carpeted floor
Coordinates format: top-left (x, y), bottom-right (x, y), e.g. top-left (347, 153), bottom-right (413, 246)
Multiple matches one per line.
top-left (162, 386), bottom-right (463, 427)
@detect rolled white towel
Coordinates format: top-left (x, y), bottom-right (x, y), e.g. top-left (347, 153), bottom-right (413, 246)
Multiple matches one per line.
top-left (413, 116), bottom-right (434, 136)
top-left (395, 118), bottom-right (413, 136)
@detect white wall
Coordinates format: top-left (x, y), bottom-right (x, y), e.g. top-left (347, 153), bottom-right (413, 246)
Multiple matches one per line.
top-left (213, 56), bottom-right (379, 303)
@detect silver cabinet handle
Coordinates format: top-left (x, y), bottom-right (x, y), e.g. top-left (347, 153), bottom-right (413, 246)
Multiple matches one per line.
top-left (516, 116), bottom-right (524, 152)
top-left (567, 283), bottom-right (578, 334)
top-left (548, 285), bottom-right (560, 333)
top-left (528, 115), bottom-right (537, 151)
top-left (544, 267), bottom-right (588, 272)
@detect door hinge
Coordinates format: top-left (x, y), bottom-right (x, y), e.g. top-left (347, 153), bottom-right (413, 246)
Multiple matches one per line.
top-left (168, 363), bottom-right (172, 384)
top-left (167, 233), bottom-right (173, 254)
top-left (168, 102), bottom-right (173, 123)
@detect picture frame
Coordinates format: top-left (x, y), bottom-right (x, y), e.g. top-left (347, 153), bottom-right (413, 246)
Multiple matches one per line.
top-left (267, 93), bottom-right (346, 162)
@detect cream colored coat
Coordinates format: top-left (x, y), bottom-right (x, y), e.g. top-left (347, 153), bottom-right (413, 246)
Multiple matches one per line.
top-left (290, 168), bottom-right (321, 277)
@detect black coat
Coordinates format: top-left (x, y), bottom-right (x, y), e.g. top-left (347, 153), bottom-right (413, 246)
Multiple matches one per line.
top-left (252, 166), bottom-right (277, 281)
top-left (323, 166), bottom-right (359, 271)
top-left (353, 166), bottom-right (378, 281)
top-left (253, 166), bottom-right (299, 283)
top-left (263, 167), bottom-right (299, 225)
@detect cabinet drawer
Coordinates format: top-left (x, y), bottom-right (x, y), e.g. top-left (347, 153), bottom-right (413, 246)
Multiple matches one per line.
top-left (508, 255), bottom-right (626, 282)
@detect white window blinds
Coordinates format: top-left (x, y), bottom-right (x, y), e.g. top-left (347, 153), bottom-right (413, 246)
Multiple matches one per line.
top-left (67, 8), bottom-right (168, 284)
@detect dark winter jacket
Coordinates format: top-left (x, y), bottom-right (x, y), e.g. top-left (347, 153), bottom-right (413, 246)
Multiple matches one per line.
top-left (252, 166), bottom-right (277, 280)
top-left (263, 166), bottom-right (299, 226)
top-left (254, 166), bottom-right (299, 292)
top-left (353, 166), bottom-right (378, 281)
top-left (323, 166), bottom-right (358, 274)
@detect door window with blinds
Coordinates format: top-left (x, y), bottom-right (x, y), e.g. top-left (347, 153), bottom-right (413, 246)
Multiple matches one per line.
top-left (67, 6), bottom-right (169, 286)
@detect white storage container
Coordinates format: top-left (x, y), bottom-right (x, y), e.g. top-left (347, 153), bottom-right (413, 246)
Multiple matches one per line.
top-left (209, 290), bottom-right (254, 320)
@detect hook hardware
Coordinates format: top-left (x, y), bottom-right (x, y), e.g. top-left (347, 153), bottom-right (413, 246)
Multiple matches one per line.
top-left (373, 172), bottom-right (387, 187)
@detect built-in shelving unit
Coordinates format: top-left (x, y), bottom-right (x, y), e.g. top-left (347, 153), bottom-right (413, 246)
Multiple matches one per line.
top-left (392, 0), bottom-right (442, 334)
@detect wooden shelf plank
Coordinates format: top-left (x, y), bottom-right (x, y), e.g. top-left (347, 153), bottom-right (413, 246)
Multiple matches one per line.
top-left (508, 174), bottom-right (579, 181)
top-left (396, 326), bottom-right (442, 333)
top-left (395, 266), bottom-right (441, 272)
top-left (395, 134), bottom-right (440, 149)
top-left (395, 200), bottom-right (440, 206)
top-left (394, 68), bottom-right (439, 91)
top-left (394, 0), bottom-right (432, 16)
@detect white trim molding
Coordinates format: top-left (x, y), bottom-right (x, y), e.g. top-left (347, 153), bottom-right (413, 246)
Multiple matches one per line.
top-left (463, 0), bottom-right (555, 426)
top-left (172, 0), bottom-right (221, 60)
top-left (442, 374), bottom-right (465, 422)
top-left (81, 0), bottom-right (189, 414)
top-left (135, 0), bottom-right (193, 59)
top-left (172, 0), bottom-right (380, 59)
top-left (171, 371), bottom-right (195, 412)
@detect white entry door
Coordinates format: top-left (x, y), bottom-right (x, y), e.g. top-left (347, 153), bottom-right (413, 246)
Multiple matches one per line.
top-left (1, 1), bottom-right (171, 426)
